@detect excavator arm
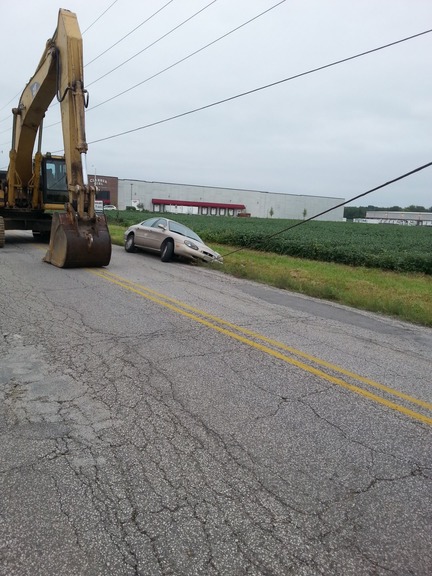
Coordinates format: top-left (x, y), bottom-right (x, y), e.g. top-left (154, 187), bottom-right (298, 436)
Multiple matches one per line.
top-left (7, 8), bottom-right (111, 267)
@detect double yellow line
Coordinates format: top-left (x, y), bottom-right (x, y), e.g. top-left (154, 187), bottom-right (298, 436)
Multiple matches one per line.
top-left (91, 269), bottom-right (432, 426)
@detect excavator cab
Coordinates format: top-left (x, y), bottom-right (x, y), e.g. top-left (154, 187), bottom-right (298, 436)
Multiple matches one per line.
top-left (40, 156), bottom-right (68, 205)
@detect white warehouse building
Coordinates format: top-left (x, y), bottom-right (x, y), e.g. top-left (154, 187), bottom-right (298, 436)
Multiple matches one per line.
top-left (117, 179), bottom-right (345, 220)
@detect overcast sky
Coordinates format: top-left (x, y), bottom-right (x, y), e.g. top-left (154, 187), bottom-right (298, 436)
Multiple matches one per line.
top-left (1, 0), bottom-right (431, 208)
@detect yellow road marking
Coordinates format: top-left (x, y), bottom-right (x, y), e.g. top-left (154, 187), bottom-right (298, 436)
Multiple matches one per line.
top-left (91, 269), bottom-right (432, 426)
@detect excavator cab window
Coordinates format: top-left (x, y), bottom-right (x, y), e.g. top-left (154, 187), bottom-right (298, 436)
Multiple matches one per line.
top-left (42, 158), bottom-right (68, 204)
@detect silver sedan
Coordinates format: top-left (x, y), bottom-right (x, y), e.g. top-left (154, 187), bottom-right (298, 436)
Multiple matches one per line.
top-left (124, 217), bottom-right (223, 263)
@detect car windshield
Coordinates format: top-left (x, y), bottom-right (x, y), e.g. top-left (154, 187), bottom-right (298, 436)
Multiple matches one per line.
top-left (168, 221), bottom-right (202, 242)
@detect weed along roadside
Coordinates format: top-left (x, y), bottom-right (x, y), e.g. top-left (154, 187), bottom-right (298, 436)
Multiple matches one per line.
top-left (107, 215), bottom-right (432, 328)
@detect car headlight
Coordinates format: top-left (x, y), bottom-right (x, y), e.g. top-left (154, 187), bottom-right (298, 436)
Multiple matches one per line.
top-left (184, 240), bottom-right (199, 250)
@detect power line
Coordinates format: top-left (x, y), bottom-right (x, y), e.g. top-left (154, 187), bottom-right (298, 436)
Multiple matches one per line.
top-left (87, 0), bottom-right (219, 87)
top-left (89, 28), bottom-right (432, 145)
top-left (89, 0), bottom-right (287, 111)
top-left (26, 0), bottom-right (177, 119)
top-left (0, 116), bottom-right (11, 125)
top-left (37, 0), bottom-right (219, 123)
top-left (0, 91), bottom-right (22, 114)
top-left (38, 0), bottom-right (221, 129)
top-left (81, 0), bottom-right (120, 34)
top-left (221, 161), bottom-right (432, 258)
top-left (0, 0), bottom-right (119, 113)
top-left (40, 0), bottom-right (287, 131)
top-left (86, 0), bottom-right (176, 66)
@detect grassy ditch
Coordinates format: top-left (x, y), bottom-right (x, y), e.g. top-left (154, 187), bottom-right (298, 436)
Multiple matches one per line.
top-left (109, 223), bottom-right (432, 327)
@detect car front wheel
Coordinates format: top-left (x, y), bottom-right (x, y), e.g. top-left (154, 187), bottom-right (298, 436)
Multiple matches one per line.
top-left (125, 233), bottom-right (136, 253)
top-left (160, 240), bottom-right (174, 262)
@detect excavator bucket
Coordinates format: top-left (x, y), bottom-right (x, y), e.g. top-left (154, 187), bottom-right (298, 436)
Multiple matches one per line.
top-left (44, 211), bottom-right (111, 268)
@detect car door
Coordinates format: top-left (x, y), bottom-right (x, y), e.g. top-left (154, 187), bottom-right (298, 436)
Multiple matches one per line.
top-left (146, 218), bottom-right (168, 250)
top-left (134, 218), bottom-right (159, 248)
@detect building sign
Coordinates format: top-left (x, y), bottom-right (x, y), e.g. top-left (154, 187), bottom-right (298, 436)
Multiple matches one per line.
top-left (89, 175), bottom-right (119, 206)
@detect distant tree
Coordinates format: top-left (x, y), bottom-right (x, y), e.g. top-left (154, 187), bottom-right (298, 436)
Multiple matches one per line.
top-left (269, 206), bottom-right (274, 218)
top-left (343, 204), bottom-right (430, 219)
top-left (344, 206), bottom-right (367, 219)
top-left (303, 208), bottom-right (307, 219)
top-left (403, 205), bottom-right (427, 212)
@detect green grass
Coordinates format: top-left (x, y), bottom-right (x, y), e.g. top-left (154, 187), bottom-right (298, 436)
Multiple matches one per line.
top-left (109, 222), bottom-right (432, 327)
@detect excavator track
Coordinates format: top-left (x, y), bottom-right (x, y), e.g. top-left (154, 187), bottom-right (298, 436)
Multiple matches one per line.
top-left (0, 216), bottom-right (5, 248)
top-left (44, 211), bottom-right (111, 268)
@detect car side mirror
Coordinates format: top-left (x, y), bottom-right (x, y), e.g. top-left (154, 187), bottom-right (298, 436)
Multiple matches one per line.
top-left (158, 223), bottom-right (166, 230)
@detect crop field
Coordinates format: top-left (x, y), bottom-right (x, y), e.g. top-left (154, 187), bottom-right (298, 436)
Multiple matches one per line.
top-left (108, 212), bottom-right (432, 275)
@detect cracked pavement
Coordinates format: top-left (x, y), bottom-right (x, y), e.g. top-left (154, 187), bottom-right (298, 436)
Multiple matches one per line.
top-left (0, 237), bottom-right (431, 575)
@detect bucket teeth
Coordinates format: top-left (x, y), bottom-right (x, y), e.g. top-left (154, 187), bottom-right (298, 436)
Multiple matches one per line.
top-left (44, 212), bottom-right (111, 268)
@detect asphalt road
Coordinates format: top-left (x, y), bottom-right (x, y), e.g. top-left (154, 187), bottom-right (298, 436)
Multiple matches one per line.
top-left (1, 232), bottom-right (431, 576)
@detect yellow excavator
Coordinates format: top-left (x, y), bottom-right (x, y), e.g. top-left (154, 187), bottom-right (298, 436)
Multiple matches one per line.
top-left (0, 8), bottom-right (111, 267)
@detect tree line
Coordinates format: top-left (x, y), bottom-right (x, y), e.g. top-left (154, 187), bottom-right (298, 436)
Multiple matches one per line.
top-left (343, 205), bottom-right (432, 220)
